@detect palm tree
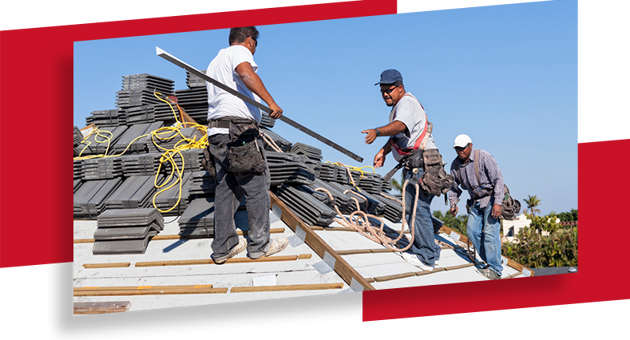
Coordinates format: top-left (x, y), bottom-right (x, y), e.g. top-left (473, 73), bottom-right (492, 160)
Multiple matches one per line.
top-left (391, 172), bottom-right (405, 193)
top-left (523, 195), bottom-right (541, 216)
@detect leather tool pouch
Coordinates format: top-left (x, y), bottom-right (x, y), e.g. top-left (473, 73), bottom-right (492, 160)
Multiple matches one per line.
top-left (407, 149), bottom-right (424, 168)
top-left (419, 149), bottom-right (454, 197)
top-left (226, 119), bottom-right (266, 174)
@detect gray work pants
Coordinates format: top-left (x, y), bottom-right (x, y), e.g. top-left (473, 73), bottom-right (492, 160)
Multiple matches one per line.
top-left (207, 133), bottom-right (271, 258)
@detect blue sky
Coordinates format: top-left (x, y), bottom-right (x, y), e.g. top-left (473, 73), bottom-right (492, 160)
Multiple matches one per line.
top-left (74, 0), bottom-right (577, 216)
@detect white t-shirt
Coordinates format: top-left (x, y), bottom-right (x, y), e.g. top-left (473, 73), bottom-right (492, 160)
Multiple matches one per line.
top-left (206, 45), bottom-right (262, 135)
top-left (388, 92), bottom-right (437, 162)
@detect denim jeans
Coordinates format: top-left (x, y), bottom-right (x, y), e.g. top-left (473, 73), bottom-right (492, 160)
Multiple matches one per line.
top-left (207, 133), bottom-right (271, 259)
top-left (467, 198), bottom-right (503, 276)
top-left (403, 167), bottom-right (441, 266)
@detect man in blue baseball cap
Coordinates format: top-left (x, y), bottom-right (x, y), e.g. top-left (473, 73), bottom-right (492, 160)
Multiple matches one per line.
top-left (361, 69), bottom-right (442, 271)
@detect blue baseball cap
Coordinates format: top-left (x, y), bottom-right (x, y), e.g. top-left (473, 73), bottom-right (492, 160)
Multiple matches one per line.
top-left (375, 69), bottom-right (403, 85)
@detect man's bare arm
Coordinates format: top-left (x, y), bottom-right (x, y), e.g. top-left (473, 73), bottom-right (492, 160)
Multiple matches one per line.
top-left (235, 62), bottom-right (283, 118)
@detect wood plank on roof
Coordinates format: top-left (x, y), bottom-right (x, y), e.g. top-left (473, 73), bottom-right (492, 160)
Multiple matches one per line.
top-left (269, 191), bottom-right (375, 291)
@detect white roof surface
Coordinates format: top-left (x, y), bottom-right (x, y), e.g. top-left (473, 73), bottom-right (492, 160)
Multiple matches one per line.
top-left (73, 205), bottom-right (526, 314)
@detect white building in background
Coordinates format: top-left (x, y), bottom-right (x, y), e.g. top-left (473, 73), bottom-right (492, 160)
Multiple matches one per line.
top-left (502, 213), bottom-right (531, 243)
top-left (502, 215), bottom-right (564, 243)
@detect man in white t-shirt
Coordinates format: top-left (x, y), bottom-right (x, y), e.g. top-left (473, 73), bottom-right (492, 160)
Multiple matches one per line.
top-left (362, 69), bottom-right (441, 271)
top-left (205, 27), bottom-right (288, 264)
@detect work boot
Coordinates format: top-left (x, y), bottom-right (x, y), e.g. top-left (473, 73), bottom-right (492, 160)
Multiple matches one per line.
top-left (250, 237), bottom-right (289, 259)
top-left (212, 237), bottom-right (247, 264)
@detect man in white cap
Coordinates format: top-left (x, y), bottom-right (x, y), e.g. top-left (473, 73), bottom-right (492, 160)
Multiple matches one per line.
top-left (362, 69), bottom-right (441, 271)
top-left (448, 134), bottom-right (504, 280)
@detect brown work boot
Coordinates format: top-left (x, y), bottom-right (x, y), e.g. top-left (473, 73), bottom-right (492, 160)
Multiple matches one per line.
top-left (213, 237), bottom-right (247, 264)
top-left (250, 237), bottom-right (289, 259)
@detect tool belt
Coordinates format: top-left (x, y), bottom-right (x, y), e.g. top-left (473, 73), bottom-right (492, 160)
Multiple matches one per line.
top-left (204, 118), bottom-right (267, 175)
top-left (418, 149), bottom-right (454, 197)
top-left (466, 149), bottom-right (521, 219)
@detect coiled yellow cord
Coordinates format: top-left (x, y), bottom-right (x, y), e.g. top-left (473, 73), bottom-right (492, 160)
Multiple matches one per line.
top-left (74, 91), bottom-right (211, 214)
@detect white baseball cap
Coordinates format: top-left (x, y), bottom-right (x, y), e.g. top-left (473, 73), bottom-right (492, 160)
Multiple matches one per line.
top-left (453, 134), bottom-right (472, 148)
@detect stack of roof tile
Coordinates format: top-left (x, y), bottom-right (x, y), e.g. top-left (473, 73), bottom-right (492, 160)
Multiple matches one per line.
top-left (74, 178), bottom-right (123, 219)
top-left (351, 171), bottom-right (383, 195)
top-left (78, 125), bottom-right (128, 156)
top-left (125, 104), bottom-right (182, 124)
top-left (111, 122), bottom-right (164, 154)
top-left (152, 171), bottom-right (193, 216)
top-left (260, 112), bottom-right (276, 128)
top-left (82, 157), bottom-right (123, 180)
top-left (74, 126), bottom-right (84, 157)
top-left (115, 74), bottom-right (175, 109)
top-left (318, 163), bottom-right (338, 182)
top-left (381, 177), bottom-right (393, 192)
top-left (333, 165), bottom-right (350, 185)
top-left (290, 142), bottom-right (322, 161)
top-left (146, 127), bottom-right (204, 154)
top-left (74, 179), bottom-right (83, 193)
top-left (310, 178), bottom-right (352, 213)
top-left (323, 181), bottom-right (367, 212)
top-left (86, 109), bottom-right (126, 127)
top-left (104, 175), bottom-right (163, 210)
top-left (170, 148), bottom-right (204, 173)
top-left (185, 69), bottom-right (207, 88)
top-left (188, 171), bottom-right (217, 196)
top-left (260, 127), bottom-right (292, 152)
top-left (120, 153), bottom-right (162, 177)
top-left (174, 87), bottom-right (209, 124)
top-left (265, 150), bottom-right (315, 186)
top-left (275, 183), bottom-right (337, 227)
top-left (323, 182), bottom-right (387, 215)
top-left (93, 208), bottom-right (164, 255)
top-left (372, 193), bottom-right (403, 223)
top-left (178, 195), bottom-right (215, 237)
top-left (74, 159), bottom-right (84, 180)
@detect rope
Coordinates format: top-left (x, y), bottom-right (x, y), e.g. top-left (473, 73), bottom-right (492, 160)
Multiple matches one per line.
top-left (315, 178), bottom-right (420, 252)
top-left (261, 132), bottom-right (284, 153)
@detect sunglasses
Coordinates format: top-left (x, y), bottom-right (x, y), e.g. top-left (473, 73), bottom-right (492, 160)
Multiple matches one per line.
top-left (246, 35), bottom-right (258, 47)
top-left (380, 86), bottom-right (400, 94)
top-left (455, 144), bottom-right (470, 153)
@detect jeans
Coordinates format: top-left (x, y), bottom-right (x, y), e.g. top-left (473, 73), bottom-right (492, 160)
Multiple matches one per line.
top-left (207, 133), bottom-right (271, 258)
top-left (403, 167), bottom-right (441, 266)
top-left (467, 198), bottom-right (503, 276)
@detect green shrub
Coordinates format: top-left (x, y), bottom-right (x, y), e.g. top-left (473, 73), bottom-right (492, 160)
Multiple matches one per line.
top-left (502, 213), bottom-right (578, 268)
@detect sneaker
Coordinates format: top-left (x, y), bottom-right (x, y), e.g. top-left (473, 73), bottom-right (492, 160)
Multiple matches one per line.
top-left (212, 237), bottom-right (247, 264)
top-left (400, 252), bottom-right (434, 271)
top-left (250, 237), bottom-right (289, 259)
top-left (476, 267), bottom-right (501, 280)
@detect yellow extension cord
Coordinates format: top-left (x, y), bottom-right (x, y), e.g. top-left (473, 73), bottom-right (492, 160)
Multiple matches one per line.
top-left (324, 161), bottom-right (376, 192)
top-left (73, 91), bottom-right (208, 214)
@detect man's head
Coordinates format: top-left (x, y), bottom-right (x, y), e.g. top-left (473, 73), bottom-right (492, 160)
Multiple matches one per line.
top-left (375, 69), bottom-right (405, 107)
top-left (453, 134), bottom-right (473, 162)
top-left (229, 27), bottom-right (259, 55)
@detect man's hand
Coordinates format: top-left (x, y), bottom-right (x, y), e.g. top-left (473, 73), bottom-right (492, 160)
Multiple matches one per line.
top-left (362, 129), bottom-right (378, 145)
top-left (491, 204), bottom-right (502, 219)
top-left (268, 103), bottom-right (283, 119)
top-left (449, 206), bottom-right (458, 216)
top-left (373, 149), bottom-right (386, 168)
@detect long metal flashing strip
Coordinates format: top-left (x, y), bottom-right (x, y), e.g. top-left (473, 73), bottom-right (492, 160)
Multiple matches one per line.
top-left (156, 46), bottom-right (363, 163)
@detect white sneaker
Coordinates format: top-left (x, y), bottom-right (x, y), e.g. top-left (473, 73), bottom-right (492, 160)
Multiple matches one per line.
top-left (400, 252), bottom-right (434, 271)
top-left (213, 237), bottom-right (247, 264)
top-left (251, 237), bottom-right (289, 259)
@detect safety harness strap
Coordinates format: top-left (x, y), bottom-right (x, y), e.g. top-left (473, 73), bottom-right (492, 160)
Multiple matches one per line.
top-left (390, 94), bottom-right (431, 156)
